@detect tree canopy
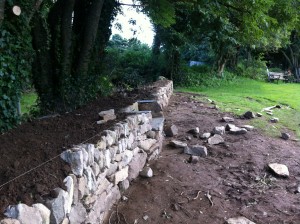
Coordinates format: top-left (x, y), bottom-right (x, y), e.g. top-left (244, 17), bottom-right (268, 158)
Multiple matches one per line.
top-left (0, 0), bottom-right (299, 131)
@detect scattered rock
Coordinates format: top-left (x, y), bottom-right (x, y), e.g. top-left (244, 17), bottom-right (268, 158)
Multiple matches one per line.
top-left (221, 117), bottom-right (234, 122)
top-left (212, 126), bottom-right (225, 135)
top-left (200, 132), bottom-right (211, 139)
top-left (139, 167), bottom-right (153, 178)
top-left (281, 132), bottom-right (290, 140)
top-left (169, 140), bottom-right (187, 148)
top-left (188, 155), bottom-right (200, 164)
top-left (208, 135), bottom-right (224, 145)
top-left (241, 125), bottom-right (254, 131)
top-left (143, 215), bottom-right (149, 221)
top-left (164, 124), bottom-right (178, 137)
top-left (184, 145), bottom-right (207, 157)
top-left (207, 98), bottom-right (214, 104)
top-left (122, 196), bottom-right (128, 201)
top-left (118, 179), bottom-right (130, 192)
top-left (171, 203), bottom-right (180, 211)
top-left (243, 111), bottom-right (256, 119)
top-left (187, 127), bottom-right (200, 134)
top-left (225, 123), bottom-right (236, 131)
top-left (98, 109), bottom-right (116, 122)
top-left (268, 163), bottom-right (289, 177)
top-left (256, 112), bottom-right (263, 117)
top-left (270, 117), bottom-right (279, 123)
top-left (185, 136), bottom-right (192, 141)
top-left (226, 216), bottom-right (256, 224)
top-left (229, 127), bottom-right (247, 135)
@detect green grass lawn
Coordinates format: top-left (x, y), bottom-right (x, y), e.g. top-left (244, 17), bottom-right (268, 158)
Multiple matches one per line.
top-left (178, 78), bottom-right (300, 138)
top-left (20, 92), bottom-right (38, 115)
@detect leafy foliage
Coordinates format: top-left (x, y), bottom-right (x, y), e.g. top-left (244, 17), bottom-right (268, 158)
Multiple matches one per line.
top-left (103, 35), bottom-right (153, 88)
top-left (236, 57), bottom-right (268, 80)
top-left (0, 1), bottom-right (34, 132)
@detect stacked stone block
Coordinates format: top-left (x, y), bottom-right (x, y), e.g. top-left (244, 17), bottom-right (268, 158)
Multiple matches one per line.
top-left (2, 80), bottom-right (173, 224)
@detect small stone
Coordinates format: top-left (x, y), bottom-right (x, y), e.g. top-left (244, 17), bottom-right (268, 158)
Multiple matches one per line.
top-left (241, 125), bottom-right (254, 131)
top-left (171, 203), bottom-right (180, 211)
top-left (222, 117), bottom-right (234, 122)
top-left (169, 140), bottom-right (187, 148)
top-left (185, 136), bottom-right (192, 141)
top-left (225, 123), bottom-right (236, 131)
top-left (118, 179), bottom-right (130, 192)
top-left (208, 134), bottom-right (224, 145)
top-left (268, 163), bottom-right (289, 177)
top-left (98, 109), bottom-right (116, 121)
top-left (184, 145), bottom-right (207, 157)
top-left (188, 156), bottom-right (200, 164)
top-left (270, 117), bottom-right (279, 123)
top-left (139, 167), bottom-right (153, 178)
top-left (143, 215), bottom-right (149, 221)
top-left (164, 124), bottom-right (178, 137)
top-left (243, 111), bottom-right (256, 119)
top-left (229, 127), bottom-right (247, 135)
top-left (122, 196), bottom-right (128, 201)
top-left (281, 132), bottom-right (290, 140)
top-left (227, 216), bottom-right (256, 224)
top-left (212, 126), bottom-right (225, 135)
top-left (187, 127), bottom-right (200, 134)
top-left (200, 132), bottom-right (211, 139)
top-left (256, 112), bottom-right (263, 117)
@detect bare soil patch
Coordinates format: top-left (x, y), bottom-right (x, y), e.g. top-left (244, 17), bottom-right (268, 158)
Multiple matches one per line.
top-left (108, 92), bottom-right (300, 224)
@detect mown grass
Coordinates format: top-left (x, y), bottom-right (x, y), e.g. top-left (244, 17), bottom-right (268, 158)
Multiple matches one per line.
top-left (20, 92), bottom-right (38, 115)
top-left (178, 77), bottom-right (300, 138)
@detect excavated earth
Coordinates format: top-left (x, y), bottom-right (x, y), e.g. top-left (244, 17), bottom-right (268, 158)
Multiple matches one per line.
top-left (107, 92), bottom-right (300, 224)
top-left (1, 88), bottom-right (300, 224)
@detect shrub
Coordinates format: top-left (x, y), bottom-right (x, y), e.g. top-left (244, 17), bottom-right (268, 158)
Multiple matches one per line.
top-left (236, 57), bottom-right (267, 80)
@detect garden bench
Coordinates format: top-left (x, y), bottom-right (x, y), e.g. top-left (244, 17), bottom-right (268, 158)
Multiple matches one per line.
top-left (267, 69), bottom-right (292, 83)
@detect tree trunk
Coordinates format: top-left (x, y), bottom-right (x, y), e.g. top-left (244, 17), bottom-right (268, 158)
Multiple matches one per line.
top-left (217, 54), bottom-right (227, 77)
top-left (0, 0), bottom-right (5, 27)
top-left (75, 0), bottom-right (105, 77)
top-left (61, 0), bottom-right (75, 76)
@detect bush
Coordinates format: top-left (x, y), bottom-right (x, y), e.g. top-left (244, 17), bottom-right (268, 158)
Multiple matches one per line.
top-left (103, 36), bottom-right (153, 89)
top-left (236, 57), bottom-right (267, 80)
top-left (177, 65), bottom-right (238, 88)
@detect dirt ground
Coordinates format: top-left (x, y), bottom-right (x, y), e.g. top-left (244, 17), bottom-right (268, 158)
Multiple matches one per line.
top-left (107, 92), bottom-right (300, 224)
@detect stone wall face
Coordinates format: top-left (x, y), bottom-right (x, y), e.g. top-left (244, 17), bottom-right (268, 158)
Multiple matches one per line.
top-left (2, 80), bottom-right (173, 224)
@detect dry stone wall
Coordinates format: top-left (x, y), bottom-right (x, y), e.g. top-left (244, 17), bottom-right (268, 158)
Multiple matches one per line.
top-left (2, 80), bottom-right (173, 224)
